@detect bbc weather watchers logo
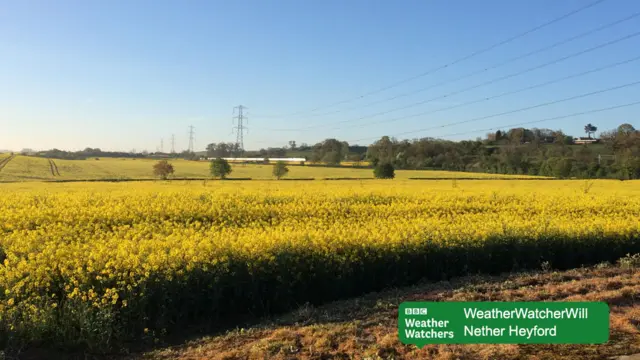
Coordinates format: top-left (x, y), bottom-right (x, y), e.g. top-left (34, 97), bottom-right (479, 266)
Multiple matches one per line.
top-left (405, 307), bottom-right (428, 316)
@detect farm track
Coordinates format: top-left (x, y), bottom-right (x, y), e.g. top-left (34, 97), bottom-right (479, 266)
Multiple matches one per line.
top-left (0, 154), bottom-right (16, 173)
top-left (51, 159), bottom-right (60, 176)
top-left (48, 159), bottom-right (60, 176)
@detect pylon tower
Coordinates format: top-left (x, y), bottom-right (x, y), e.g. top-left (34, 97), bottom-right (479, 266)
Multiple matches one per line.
top-left (188, 125), bottom-right (195, 152)
top-left (232, 105), bottom-right (248, 155)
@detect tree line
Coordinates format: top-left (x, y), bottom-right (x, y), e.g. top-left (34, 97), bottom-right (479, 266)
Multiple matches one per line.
top-left (29, 147), bottom-right (200, 161)
top-left (154, 122), bottom-right (640, 180)
top-left (271, 122), bottom-right (637, 179)
top-left (363, 123), bottom-right (639, 179)
top-left (25, 122), bottom-right (639, 180)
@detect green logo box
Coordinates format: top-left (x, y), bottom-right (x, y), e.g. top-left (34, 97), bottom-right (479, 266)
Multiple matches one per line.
top-left (398, 302), bottom-right (609, 345)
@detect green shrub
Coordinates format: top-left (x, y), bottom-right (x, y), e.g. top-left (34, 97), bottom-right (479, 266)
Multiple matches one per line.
top-left (273, 161), bottom-right (289, 180)
top-left (617, 253), bottom-right (640, 269)
top-left (210, 158), bottom-right (232, 179)
top-left (374, 163), bottom-right (395, 179)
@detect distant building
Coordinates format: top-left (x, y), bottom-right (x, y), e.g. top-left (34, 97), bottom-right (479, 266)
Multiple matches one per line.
top-left (208, 157), bottom-right (306, 164)
top-left (573, 137), bottom-right (600, 145)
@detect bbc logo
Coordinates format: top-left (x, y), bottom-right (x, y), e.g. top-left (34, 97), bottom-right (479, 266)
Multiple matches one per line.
top-left (405, 307), bottom-right (428, 315)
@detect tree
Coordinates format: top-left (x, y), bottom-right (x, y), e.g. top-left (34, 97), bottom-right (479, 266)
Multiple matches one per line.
top-left (266, 147), bottom-right (287, 157)
top-left (584, 123), bottom-right (598, 139)
top-left (553, 158), bottom-right (574, 178)
top-left (153, 160), bottom-right (174, 180)
top-left (210, 158), bottom-right (232, 179)
top-left (322, 151), bottom-right (342, 165)
top-left (617, 123), bottom-right (636, 135)
top-left (311, 138), bottom-right (349, 165)
top-left (272, 161), bottom-right (289, 180)
top-left (366, 136), bottom-right (396, 165)
top-left (206, 142), bottom-right (235, 158)
top-left (288, 140), bottom-right (297, 150)
top-left (507, 128), bottom-right (525, 144)
top-left (374, 162), bottom-right (395, 179)
top-left (180, 150), bottom-right (197, 160)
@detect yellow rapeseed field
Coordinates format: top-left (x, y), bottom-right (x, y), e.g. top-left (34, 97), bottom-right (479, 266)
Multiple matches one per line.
top-left (0, 180), bottom-right (639, 351)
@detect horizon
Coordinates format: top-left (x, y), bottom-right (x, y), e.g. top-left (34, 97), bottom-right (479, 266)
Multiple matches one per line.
top-left (0, 122), bottom-right (610, 154)
top-left (2, 0), bottom-right (639, 152)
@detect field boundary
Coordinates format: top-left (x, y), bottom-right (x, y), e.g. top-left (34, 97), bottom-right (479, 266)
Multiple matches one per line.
top-left (0, 176), bottom-right (611, 184)
top-left (408, 177), bottom-right (553, 180)
top-left (322, 177), bottom-right (378, 180)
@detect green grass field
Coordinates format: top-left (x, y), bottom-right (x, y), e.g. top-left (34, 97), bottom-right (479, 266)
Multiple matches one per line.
top-left (0, 155), bottom-right (546, 182)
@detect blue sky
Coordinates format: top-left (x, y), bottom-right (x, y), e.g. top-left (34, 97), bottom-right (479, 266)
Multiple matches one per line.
top-left (1, 0), bottom-right (639, 152)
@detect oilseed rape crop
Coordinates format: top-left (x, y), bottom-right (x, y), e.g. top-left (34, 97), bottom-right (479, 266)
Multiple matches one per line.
top-left (1, 180), bottom-right (639, 351)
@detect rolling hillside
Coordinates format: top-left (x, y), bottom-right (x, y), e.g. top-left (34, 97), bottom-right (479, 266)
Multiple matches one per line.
top-left (0, 156), bottom-right (546, 182)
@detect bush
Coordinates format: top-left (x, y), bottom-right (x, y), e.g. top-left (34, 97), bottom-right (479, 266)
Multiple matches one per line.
top-left (618, 253), bottom-right (640, 269)
top-left (210, 158), bottom-right (232, 179)
top-left (273, 161), bottom-right (289, 180)
top-left (374, 163), bottom-right (395, 179)
top-left (152, 160), bottom-right (174, 180)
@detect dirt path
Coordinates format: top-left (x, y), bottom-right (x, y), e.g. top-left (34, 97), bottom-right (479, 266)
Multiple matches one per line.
top-left (51, 159), bottom-right (61, 176)
top-left (47, 159), bottom-right (60, 176)
top-left (0, 154), bottom-right (16, 173)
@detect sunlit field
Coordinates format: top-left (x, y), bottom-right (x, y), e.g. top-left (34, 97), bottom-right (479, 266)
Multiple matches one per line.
top-left (1, 179), bottom-right (638, 353)
top-left (0, 155), bottom-right (545, 181)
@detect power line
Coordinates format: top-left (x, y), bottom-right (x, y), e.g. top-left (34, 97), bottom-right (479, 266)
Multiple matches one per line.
top-left (260, 29), bottom-right (640, 132)
top-left (233, 105), bottom-right (248, 155)
top-left (171, 134), bottom-right (175, 153)
top-left (252, 0), bottom-right (607, 118)
top-left (279, 11), bottom-right (640, 121)
top-left (160, 138), bottom-right (164, 153)
top-left (333, 54), bottom-right (640, 131)
top-left (345, 79), bottom-right (640, 144)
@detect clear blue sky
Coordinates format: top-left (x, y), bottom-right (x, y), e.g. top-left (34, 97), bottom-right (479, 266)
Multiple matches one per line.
top-left (1, 0), bottom-right (639, 152)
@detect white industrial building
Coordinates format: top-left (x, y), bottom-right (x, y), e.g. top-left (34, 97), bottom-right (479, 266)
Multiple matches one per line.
top-left (206, 157), bottom-right (306, 164)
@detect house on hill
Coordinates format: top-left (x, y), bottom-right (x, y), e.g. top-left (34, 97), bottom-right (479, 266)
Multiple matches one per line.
top-left (574, 137), bottom-right (600, 145)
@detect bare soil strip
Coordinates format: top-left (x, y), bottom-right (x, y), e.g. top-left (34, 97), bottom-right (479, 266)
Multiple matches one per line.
top-left (47, 159), bottom-right (61, 176)
top-left (51, 159), bottom-right (61, 176)
top-left (47, 159), bottom-right (55, 176)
